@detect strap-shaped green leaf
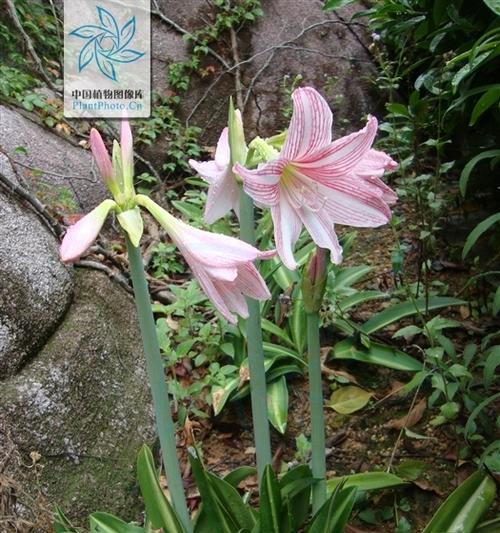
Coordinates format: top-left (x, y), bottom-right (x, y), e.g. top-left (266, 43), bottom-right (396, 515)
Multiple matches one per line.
top-left (89, 512), bottom-right (146, 533)
top-left (207, 472), bottom-right (256, 531)
top-left (308, 484), bottom-right (357, 533)
top-left (258, 465), bottom-right (282, 533)
top-left (423, 470), bottom-right (496, 533)
top-left (361, 296), bottom-right (466, 334)
top-left (332, 339), bottom-right (422, 371)
top-left (267, 376), bottom-right (289, 434)
top-left (136, 445), bottom-right (185, 532)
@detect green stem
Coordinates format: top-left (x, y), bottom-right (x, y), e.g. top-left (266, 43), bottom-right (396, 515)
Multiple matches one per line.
top-left (126, 239), bottom-right (192, 533)
top-left (307, 311), bottom-right (326, 513)
top-left (239, 189), bottom-right (272, 485)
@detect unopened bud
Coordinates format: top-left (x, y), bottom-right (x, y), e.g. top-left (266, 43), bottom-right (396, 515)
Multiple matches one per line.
top-left (301, 247), bottom-right (329, 314)
top-left (228, 98), bottom-right (247, 165)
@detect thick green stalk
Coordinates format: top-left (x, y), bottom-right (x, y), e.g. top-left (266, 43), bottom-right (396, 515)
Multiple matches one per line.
top-left (126, 239), bottom-right (192, 533)
top-left (239, 189), bottom-right (272, 484)
top-left (307, 311), bottom-right (326, 513)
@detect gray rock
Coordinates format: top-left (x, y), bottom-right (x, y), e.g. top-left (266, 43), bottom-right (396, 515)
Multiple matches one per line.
top-left (0, 185), bottom-right (73, 379)
top-left (145, 0), bottom-right (377, 166)
top-left (0, 270), bottom-right (155, 524)
top-left (0, 105), bottom-right (107, 212)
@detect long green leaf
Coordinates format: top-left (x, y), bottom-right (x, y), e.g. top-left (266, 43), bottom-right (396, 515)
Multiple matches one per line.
top-left (136, 445), bottom-right (185, 533)
top-left (464, 392), bottom-right (500, 439)
top-left (327, 472), bottom-right (407, 494)
top-left (361, 296), bottom-right (466, 334)
top-left (89, 513), bottom-right (146, 533)
top-left (207, 473), bottom-right (256, 530)
top-left (483, 0), bottom-right (500, 15)
top-left (462, 212), bottom-right (500, 258)
top-left (213, 377), bottom-right (240, 416)
top-left (189, 450), bottom-right (235, 533)
top-left (483, 345), bottom-right (500, 388)
top-left (223, 466), bottom-right (257, 487)
top-left (332, 339), bottom-right (422, 371)
top-left (290, 290), bottom-right (307, 355)
top-left (230, 363), bottom-right (302, 404)
top-left (323, 0), bottom-right (357, 11)
top-left (261, 318), bottom-right (294, 347)
top-left (423, 470), bottom-right (496, 533)
top-left (259, 465), bottom-right (282, 533)
top-left (459, 150), bottom-right (500, 195)
top-left (470, 87), bottom-right (500, 125)
top-left (279, 465), bottom-right (314, 531)
top-left (267, 376), bottom-right (289, 434)
top-left (476, 517), bottom-right (500, 532)
top-left (308, 485), bottom-right (357, 533)
top-left (338, 290), bottom-right (387, 312)
top-left (263, 343), bottom-right (307, 366)
top-left (331, 266), bottom-right (372, 291)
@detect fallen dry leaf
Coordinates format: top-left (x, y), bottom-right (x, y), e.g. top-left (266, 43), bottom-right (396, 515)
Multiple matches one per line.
top-left (412, 477), bottom-right (446, 496)
top-left (386, 397), bottom-right (426, 430)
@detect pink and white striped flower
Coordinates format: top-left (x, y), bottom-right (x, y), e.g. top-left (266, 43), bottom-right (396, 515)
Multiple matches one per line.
top-left (234, 87), bottom-right (397, 270)
top-left (136, 194), bottom-right (273, 324)
top-left (59, 121), bottom-right (142, 263)
top-left (189, 126), bottom-right (240, 224)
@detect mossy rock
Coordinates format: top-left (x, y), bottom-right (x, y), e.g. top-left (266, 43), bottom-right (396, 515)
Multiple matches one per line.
top-left (0, 270), bottom-right (155, 526)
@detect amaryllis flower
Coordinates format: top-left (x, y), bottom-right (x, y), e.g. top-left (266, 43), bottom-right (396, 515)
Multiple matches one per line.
top-left (60, 120), bottom-right (143, 263)
top-left (234, 87), bottom-right (397, 270)
top-left (136, 194), bottom-right (273, 323)
top-left (60, 122), bottom-right (273, 323)
top-left (189, 120), bottom-right (242, 224)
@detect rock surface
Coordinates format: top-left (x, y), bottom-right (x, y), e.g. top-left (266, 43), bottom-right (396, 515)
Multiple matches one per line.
top-left (150, 0), bottom-right (376, 148)
top-left (0, 184), bottom-right (73, 379)
top-left (0, 270), bottom-right (155, 524)
top-left (0, 105), bottom-right (107, 212)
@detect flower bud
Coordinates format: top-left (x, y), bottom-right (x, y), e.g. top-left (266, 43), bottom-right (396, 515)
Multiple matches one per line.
top-left (301, 247), bottom-right (329, 314)
top-left (228, 98), bottom-right (247, 165)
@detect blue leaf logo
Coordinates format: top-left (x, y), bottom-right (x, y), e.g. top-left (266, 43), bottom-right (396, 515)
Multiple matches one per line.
top-left (69, 5), bottom-right (145, 82)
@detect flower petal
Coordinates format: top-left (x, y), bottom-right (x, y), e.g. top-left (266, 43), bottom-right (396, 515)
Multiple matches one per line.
top-left (297, 115), bottom-right (378, 180)
top-left (90, 128), bottom-right (114, 183)
top-left (298, 207), bottom-right (343, 264)
top-left (235, 263), bottom-right (271, 300)
top-left (291, 171), bottom-right (391, 227)
top-left (271, 194), bottom-right (303, 270)
top-left (281, 87), bottom-right (333, 161)
top-left (215, 127), bottom-right (230, 166)
top-left (235, 160), bottom-right (283, 207)
top-left (59, 199), bottom-right (117, 263)
top-left (203, 168), bottom-right (240, 224)
top-left (360, 175), bottom-right (398, 205)
top-left (190, 262), bottom-right (237, 323)
top-left (205, 266), bottom-right (238, 282)
top-left (188, 159), bottom-right (222, 184)
top-left (214, 280), bottom-right (249, 318)
top-left (120, 119), bottom-right (134, 193)
top-left (137, 195), bottom-right (265, 267)
top-left (353, 148), bottom-right (397, 179)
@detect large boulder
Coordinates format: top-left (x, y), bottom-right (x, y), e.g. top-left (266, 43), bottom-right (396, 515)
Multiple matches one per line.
top-left (149, 0), bottom-right (376, 148)
top-left (0, 105), bottom-right (107, 212)
top-left (0, 174), bottom-right (73, 378)
top-left (0, 105), bottom-right (155, 523)
top-left (0, 270), bottom-right (155, 525)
